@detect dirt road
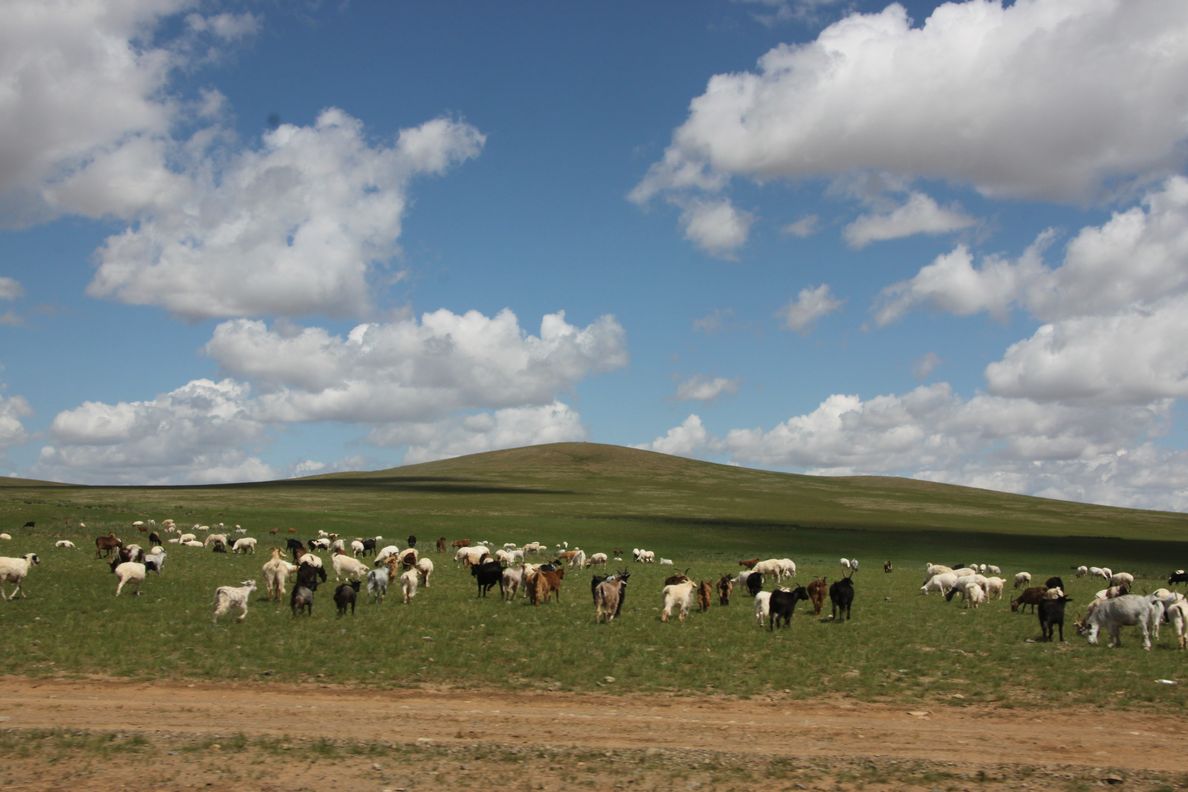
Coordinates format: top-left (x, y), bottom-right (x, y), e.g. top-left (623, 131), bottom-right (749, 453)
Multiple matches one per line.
top-left (0, 676), bottom-right (1182, 790)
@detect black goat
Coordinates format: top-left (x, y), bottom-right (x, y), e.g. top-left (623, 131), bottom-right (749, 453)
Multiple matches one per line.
top-left (1168, 569), bottom-right (1188, 587)
top-left (768, 586), bottom-right (810, 630)
top-left (590, 570), bottom-right (630, 617)
top-left (471, 559), bottom-right (503, 597)
top-left (829, 577), bottom-right (854, 621)
top-left (286, 538), bottom-right (305, 560)
top-left (334, 581), bottom-right (361, 616)
top-left (1043, 576), bottom-right (1065, 591)
top-left (745, 572), bottom-right (764, 597)
top-left (296, 562), bottom-right (326, 591)
top-left (148, 531), bottom-right (162, 546)
top-left (1038, 594), bottom-right (1072, 641)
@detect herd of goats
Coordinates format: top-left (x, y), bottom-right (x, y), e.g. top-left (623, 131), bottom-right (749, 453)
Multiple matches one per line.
top-left (2, 519), bottom-right (1187, 651)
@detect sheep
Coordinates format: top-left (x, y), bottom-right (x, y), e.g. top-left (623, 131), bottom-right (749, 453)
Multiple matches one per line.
top-left (587, 552), bottom-right (608, 567)
top-left (212, 580), bottom-right (258, 623)
top-left (0, 553), bottom-right (40, 600)
top-left (112, 561), bottom-right (146, 597)
top-left (296, 550), bottom-right (323, 569)
top-left (0, 533), bottom-right (11, 541)
top-left (400, 567), bottom-right (419, 604)
top-left (1109, 572), bottom-right (1135, 588)
top-left (1013, 571), bottom-right (1031, 589)
top-left (778, 558), bottom-right (797, 580)
top-left (986, 564), bottom-right (1001, 575)
top-left (55, 540), bottom-right (76, 549)
top-left (231, 537), bottom-right (257, 555)
top-left (375, 545), bottom-right (401, 564)
top-left (1076, 594), bottom-right (1161, 650)
top-left (366, 567), bottom-right (389, 604)
top-left (454, 545), bottom-right (489, 567)
top-left (983, 576), bottom-right (1005, 600)
top-left (660, 580), bottom-right (695, 623)
top-left (331, 549), bottom-right (370, 582)
top-left (334, 581), bottom-right (361, 616)
top-left (658, 557), bottom-right (674, 566)
top-left (350, 539), bottom-right (366, 558)
top-left (921, 572), bottom-right (957, 596)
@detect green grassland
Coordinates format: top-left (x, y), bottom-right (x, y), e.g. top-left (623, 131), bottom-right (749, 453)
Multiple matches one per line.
top-left (2, 442), bottom-right (1186, 709)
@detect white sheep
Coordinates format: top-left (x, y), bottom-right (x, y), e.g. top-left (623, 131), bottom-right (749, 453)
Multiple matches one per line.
top-left (55, 540), bottom-right (77, 549)
top-left (986, 564), bottom-right (1001, 575)
top-left (182, 539), bottom-right (204, 548)
top-left (0, 553), bottom-right (40, 600)
top-left (1109, 571), bottom-right (1135, 588)
top-left (660, 580), bottom-right (695, 623)
top-left (331, 550), bottom-right (370, 581)
top-left (983, 576), bottom-right (1005, 600)
top-left (1078, 594), bottom-right (1160, 650)
top-left (113, 561), bottom-right (146, 596)
top-left (297, 551), bottom-right (323, 569)
top-left (0, 533), bottom-right (11, 541)
top-left (212, 580), bottom-right (258, 623)
top-left (350, 539), bottom-right (366, 557)
top-left (374, 545), bottom-right (401, 564)
top-left (1013, 571), bottom-right (1032, 589)
top-left (658, 557), bottom-right (674, 566)
top-left (232, 537), bottom-right (257, 554)
top-left (400, 567), bottom-right (419, 604)
top-left (778, 558), bottom-right (797, 580)
top-left (203, 533), bottom-right (229, 548)
top-left (921, 572), bottom-right (957, 596)
top-left (586, 552), bottom-right (608, 567)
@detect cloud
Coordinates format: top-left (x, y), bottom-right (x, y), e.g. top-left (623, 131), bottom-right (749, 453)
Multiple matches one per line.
top-left (204, 308), bottom-right (628, 423)
top-left (636, 414), bottom-right (711, 457)
top-left (649, 382), bottom-right (1185, 509)
top-left (635, 1), bottom-right (1188, 205)
top-left (0, 391), bottom-right (32, 449)
top-left (843, 191), bottom-right (975, 248)
top-left (913, 352), bottom-right (942, 380)
top-left (371, 402), bottom-right (587, 464)
top-left (35, 378), bottom-right (276, 485)
top-left (87, 110), bottom-right (485, 319)
top-left (876, 177), bottom-right (1188, 327)
top-left (693, 308), bottom-right (734, 334)
top-left (0, 277), bottom-right (23, 301)
top-left (985, 296), bottom-right (1188, 404)
top-left (0, 0), bottom-right (259, 227)
top-left (778, 283), bottom-right (842, 332)
top-left (676, 376), bottom-right (739, 402)
top-left (680, 199), bottom-right (754, 258)
top-left (781, 214), bottom-right (819, 238)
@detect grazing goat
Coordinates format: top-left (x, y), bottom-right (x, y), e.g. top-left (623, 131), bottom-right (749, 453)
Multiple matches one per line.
top-left (291, 585), bottom-right (314, 616)
top-left (471, 560), bottom-right (503, 598)
top-left (1011, 587), bottom-right (1047, 613)
top-left (829, 577), bottom-right (854, 621)
top-left (660, 580), bottom-right (695, 623)
top-left (745, 571), bottom-right (764, 598)
top-left (331, 549), bottom-right (370, 582)
top-left (366, 566), bottom-right (389, 604)
top-left (594, 574), bottom-right (629, 623)
top-left (212, 580), bottom-right (258, 623)
top-left (0, 553), bottom-right (39, 600)
top-left (231, 537), bottom-right (257, 554)
top-left (768, 586), bottom-right (810, 630)
top-left (807, 577), bottom-right (828, 615)
top-left (718, 573), bottom-right (734, 605)
top-left (334, 581), bottom-right (361, 616)
top-left (111, 560), bottom-right (146, 597)
top-left (1038, 593), bottom-right (1072, 641)
top-left (400, 568), bottom-right (419, 604)
top-left (1076, 594), bottom-right (1160, 650)
top-left (95, 533), bottom-right (122, 558)
top-left (1167, 569), bottom-right (1188, 587)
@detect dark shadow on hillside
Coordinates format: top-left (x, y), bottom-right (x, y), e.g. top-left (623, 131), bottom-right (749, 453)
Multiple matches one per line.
top-left (584, 513), bottom-right (1188, 570)
top-left (193, 476), bottom-right (575, 497)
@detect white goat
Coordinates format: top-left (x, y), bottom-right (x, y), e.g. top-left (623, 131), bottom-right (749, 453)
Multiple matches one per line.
top-left (1078, 594), bottom-right (1160, 650)
top-left (262, 549), bottom-right (297, 602)
top-left (212, 580), bottom-right (258, 623)
top-left (400, 568), bottom-right (419, 604)
top-left (366, 567), bottom-right (389, 604)
top-left (754, 590), bottom-right (773, 626)
top-left (416, 557), bottom-right (434, 588)
top-left (660, 580), bottom-right (695, 623)
top-left (1167, 600), bottom-right (1188, 650)
top-left (0, 553), bottom-right (40, 600)
top-left (331, 550), bottom-right (370, 581)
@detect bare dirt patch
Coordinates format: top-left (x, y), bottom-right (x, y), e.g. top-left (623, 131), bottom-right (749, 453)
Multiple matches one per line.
top-left (0, 676), bottom-right (1183, 791)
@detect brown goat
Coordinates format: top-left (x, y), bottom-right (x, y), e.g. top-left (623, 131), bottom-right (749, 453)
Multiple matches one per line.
top-left (435, 536), bottom-right (447, 553)
top-left (1011, 586), bottom-right (1047, 613)
top-left (696, 580), bottom-right (713, 612)
top-left (807, 576), bottom-right (828, 615)
top-left (718, 574), bottom-right (734, 605)
top-left (94, 532), bottom-right (122, 558)
top-left (451, 538), bottom-right (471, 549)
top-left (529, 568), bottom-right (563, 605)
top-left (738, 558), bottom-right (759, 569)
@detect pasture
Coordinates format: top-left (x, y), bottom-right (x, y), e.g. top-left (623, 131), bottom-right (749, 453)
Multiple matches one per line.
top-left (2, 443), bottom-right (1186, 713)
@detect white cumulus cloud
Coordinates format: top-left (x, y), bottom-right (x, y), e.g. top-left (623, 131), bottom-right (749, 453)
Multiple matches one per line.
top-left (676, 376), bottom-right (739, 402)
top-left (204, 309), bottom-right (628, 423)
top-left (87, 110), bottom-right (485, 319)
top-left (635, 1), bottom-right (1188, 206)
top-left (843, 191), bottom-right (975, 248)
top-left (636, 414), bottom-right (711, 457)
top-left (778, 283), bottom-right (843, 332)
top-left (680, 199), bottom-right (754, 259)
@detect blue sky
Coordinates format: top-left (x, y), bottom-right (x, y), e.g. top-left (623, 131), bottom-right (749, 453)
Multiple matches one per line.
top-left (3, 0), bottom-right (1188, 511)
